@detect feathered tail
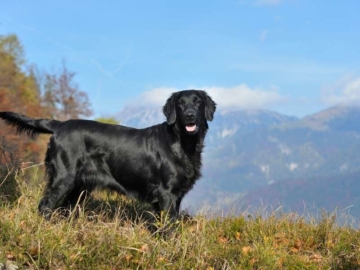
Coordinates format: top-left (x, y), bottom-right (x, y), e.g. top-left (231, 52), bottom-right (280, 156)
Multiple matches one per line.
top-left (0, 112), bottom-right (62, 139)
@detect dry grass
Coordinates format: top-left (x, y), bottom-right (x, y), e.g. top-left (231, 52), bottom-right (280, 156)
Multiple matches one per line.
top-left (1, 169), bottom-right (360, 269)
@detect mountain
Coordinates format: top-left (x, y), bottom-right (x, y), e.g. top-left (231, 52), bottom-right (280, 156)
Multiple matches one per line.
top-left (117, 106), bottom-right (165, 128)
top-left (187, 106), bottom-right (360, 210)
top-left (301, 105), bottom-right (360, 132)
top-left (116, 105), bottom-right (360, 216)
top-left (205, 108), bottom-right (360, 190)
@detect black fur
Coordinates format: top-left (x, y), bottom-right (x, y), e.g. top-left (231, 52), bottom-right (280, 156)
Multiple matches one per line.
top-left (0, 112), bottom-right (61, 139)
top-left (0, 90), bottom-right (216, 221)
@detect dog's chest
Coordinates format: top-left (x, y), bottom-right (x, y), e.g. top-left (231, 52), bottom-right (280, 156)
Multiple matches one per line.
top-left (171, 143), bottom-right (201, 181)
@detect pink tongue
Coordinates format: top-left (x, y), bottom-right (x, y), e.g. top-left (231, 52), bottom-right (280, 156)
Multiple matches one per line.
top-left (186, 125), bottom-right (196, 132)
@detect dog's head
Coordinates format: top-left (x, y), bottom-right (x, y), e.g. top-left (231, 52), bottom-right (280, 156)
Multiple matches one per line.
top-left (163, 90), bottom-right (216, 135)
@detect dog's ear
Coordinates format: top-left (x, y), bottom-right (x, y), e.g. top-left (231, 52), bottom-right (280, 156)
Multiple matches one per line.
top-left (163, 92), bottom-right (178, 125)
top-left (200, 91), bottom-right (216, 121)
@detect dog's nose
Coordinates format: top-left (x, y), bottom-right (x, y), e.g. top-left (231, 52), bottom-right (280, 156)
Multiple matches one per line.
top-left (185, 111), bottom-right (195, 121)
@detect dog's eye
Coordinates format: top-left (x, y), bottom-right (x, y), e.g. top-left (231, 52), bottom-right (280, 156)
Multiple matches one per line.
top-left (195, 100), bottom-right (201, 106)
top-left (177, 100), bottom-right (185, 107)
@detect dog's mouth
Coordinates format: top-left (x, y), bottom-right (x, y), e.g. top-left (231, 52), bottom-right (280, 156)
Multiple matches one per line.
top-left (185, 124), bottom-right (197, 133)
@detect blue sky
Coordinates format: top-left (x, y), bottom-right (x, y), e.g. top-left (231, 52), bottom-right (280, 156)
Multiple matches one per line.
top-left (2, 0), bottom-right (360, 118)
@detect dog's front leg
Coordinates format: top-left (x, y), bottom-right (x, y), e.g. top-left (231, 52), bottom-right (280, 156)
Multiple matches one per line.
top-left (156, 190), bottom-right (179, 223)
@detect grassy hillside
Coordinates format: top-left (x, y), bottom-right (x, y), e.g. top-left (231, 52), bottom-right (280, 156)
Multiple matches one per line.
top-left (1, 170), bottom-right (360, 269)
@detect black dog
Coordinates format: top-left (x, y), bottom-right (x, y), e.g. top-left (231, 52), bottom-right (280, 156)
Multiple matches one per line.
top-left (0, 90), bottom-right (216, 221)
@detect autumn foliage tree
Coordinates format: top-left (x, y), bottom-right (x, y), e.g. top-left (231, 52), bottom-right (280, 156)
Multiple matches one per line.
top-left (37, 63), bottom-right (92, 120)
top-left (0, 34), bottom-right (92, 164)
top-left (0, 34), bottom-right (44, 162)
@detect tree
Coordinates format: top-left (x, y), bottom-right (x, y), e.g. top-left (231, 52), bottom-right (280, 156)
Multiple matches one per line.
top-left (0, 34), bottom-right (25, 66)
top-left (0, 34), bottom-right (45, 162)
top-left (55, 63), bottom-right (92, 120)
top-left (34, 62), bottom-right (93, 120)
top-left (0, 35), bottom-right (93, 164)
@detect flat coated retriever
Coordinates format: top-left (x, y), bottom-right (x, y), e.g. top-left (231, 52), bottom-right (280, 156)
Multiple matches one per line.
top-left (0, 90), bottom-right (216, 221)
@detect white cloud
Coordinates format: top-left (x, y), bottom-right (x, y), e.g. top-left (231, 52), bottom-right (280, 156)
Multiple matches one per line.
top-left (321, 75), bottom-right (360, 106)
top-left (132, 84), bottom-right (286, 111)
top-left (259, 29), bottom-right (268, 41)
top-left (255, 0), bottom-right (283, 6)
top-left (206, 85), bottom-right (285, 109)
top-left (136, 87), bottom-right (179, 107)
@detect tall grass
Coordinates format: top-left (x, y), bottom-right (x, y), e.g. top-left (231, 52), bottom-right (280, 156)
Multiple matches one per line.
top-left (0, 146), bottom-right (21, 203)
top-left (0, 168), bottom-right (359, 269)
